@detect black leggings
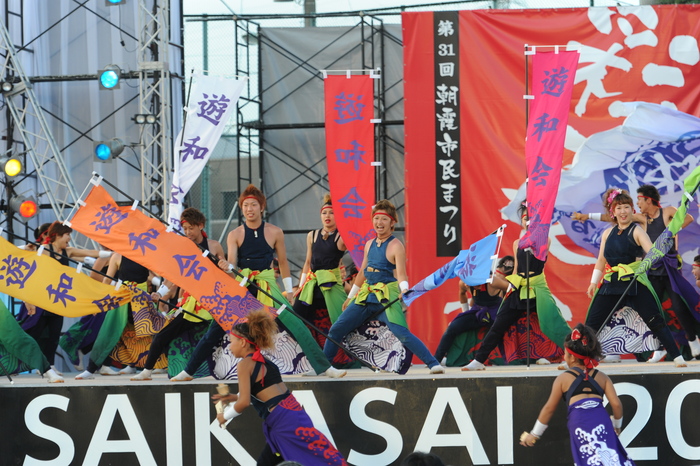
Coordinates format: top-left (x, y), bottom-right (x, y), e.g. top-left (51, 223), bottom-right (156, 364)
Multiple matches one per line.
top-left (474, 294), bottom-right (533, 364)
top-left (586, 284), bottom-right (681, 359)
top-left (143, 313), bottom-right (204, 370)
top-left (26, 311), bottom-right (63, 366)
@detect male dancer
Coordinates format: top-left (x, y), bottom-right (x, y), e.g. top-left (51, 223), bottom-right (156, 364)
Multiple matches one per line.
top-left (322, 200), bottom-right (445, 374)
top-left (636, 184), bottom-right (700, 361)
top-left (130, 207), bottom-right (224, 380)
top-left (171, 184), bottom-right (346, 380)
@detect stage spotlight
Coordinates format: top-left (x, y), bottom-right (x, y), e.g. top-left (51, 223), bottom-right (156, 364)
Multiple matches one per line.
top-left (1, 81), bottom-right (13, 93)
top-left (133, 114), bottom-right (157, 124)
top-left (9, 193), bottom-right (38, 222)
top-left (98, 65), bottom-right (121, 90)
top-left (106, 0), bottom-right (126, 5)
top-left (0, 155), bottom-right (22, 177)
top-left (94, 138), bottom-right (125, 162)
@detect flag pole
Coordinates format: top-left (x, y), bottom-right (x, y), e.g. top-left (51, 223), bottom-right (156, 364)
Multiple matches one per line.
top-left (524, 44), bottom-right (532, 369)
top-left (82, 176), bottom-right (381, 372)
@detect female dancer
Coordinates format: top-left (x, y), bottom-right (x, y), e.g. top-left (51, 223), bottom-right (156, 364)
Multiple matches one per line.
top-left (462, 204), bottom-right (570, 370)
top-left (294, 194), bottom-right (347, 347)
top-left (520, 323), bottom-right (635, 466)
top-left (585, 188), bottom-right (686, 367)
top-left (216, 309), bottom-right (347, 465)
top-left (18, 222), bottom-right (110, 376)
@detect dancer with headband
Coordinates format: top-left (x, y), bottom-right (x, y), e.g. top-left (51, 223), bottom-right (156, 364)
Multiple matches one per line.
top-left (215, 309), bottom-right (347, 465)
top-left (294, 194), bottom-right (348, 352)
top-left (520, 323), bottom-right (635, 466)
top-left (322, 199), bottom-right (445, 374)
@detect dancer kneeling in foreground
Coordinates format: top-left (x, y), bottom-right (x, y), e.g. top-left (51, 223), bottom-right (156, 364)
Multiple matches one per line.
top-left (216, 309), bottom-right (347, 466)
top-left (520, 323), bottom-right (635, 466)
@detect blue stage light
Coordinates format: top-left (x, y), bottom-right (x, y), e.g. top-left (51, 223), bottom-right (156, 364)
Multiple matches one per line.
top-left (98, 65), bottom-right (121, 90)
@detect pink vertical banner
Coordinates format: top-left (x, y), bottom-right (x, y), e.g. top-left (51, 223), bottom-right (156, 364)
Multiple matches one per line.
top-left (519, 50), bottom-right (579, 261)
top-left (324, 74), bottom-right (376, 267)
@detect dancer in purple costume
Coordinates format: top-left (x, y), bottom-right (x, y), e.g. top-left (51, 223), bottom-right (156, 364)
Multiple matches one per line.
top-left (215, 309), bottom-right (347, 466)
top-left (521, 323), bottom-right (635, 466)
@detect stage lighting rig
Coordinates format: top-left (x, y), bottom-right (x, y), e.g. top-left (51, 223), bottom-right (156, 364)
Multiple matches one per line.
top-left (98, 65), bottom-right (122, 90)
top-left (94, 138), bottom-right (125, 162)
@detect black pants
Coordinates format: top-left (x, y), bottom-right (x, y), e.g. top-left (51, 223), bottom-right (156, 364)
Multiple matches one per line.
top-left (144, 312), bottom-right (204, 370)
top-left (649, 274), bottom-right (697, 341)
top-left (26, 311), bottom-right (63, 366)
top-left (586, 284), bottom-right (681, 359)
top-left (434, 311), bottom-right (487, 362)
top-left (474, 294), bottom-right (533, 364)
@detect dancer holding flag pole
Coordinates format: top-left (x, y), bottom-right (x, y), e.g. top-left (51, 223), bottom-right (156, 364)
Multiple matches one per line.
top-left (463, 204), bottom-right (570, 370)
top-left (173, 184), bottom-right (348, 380)
top-left (585, 188), bottom-right (686, 367)
top-left (322, 200), bottom-right (445, 374)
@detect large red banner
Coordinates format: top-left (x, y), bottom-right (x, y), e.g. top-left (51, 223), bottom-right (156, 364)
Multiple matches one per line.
top-left (324, 75), bottom-right (376, 267)
top-left (403, 5), bottom-right (700, 352)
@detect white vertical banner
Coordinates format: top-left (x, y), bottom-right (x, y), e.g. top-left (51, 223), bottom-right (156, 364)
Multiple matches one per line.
top-left (168, 72), bottom-right (246, 228)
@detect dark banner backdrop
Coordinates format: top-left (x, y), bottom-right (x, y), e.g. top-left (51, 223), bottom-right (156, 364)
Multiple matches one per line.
top-left (2, 375), bottom-right (700, 465)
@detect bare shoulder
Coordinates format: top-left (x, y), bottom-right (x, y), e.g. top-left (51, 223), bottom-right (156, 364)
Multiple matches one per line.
top-left (265, 222), bottom-right (284, 236)
top-left (207, 239), bottom-right (224, 255)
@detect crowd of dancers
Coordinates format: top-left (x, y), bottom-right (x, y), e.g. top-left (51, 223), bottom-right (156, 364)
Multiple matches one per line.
top-left (2, 182), bottom-right (699, 465)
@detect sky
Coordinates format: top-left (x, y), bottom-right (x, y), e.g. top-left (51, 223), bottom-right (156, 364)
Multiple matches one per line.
top-left (183, 0), bottom-right (641, 16)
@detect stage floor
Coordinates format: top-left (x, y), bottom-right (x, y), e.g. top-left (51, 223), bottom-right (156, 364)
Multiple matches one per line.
top-left (2, 358), bottom-right (697, 387)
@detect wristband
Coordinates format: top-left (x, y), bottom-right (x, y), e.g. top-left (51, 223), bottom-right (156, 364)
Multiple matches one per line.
top-left (531, 420), bottom-right (547, 438)
top-left (157, 284), bottom-right (170, 297)
top-left (461, 302), bottom-right (469, 312)
top-left (300, 273), bottom-right (307, 286)
top-left (590, 269), bottom-right (603, 284)
top-left (222, 404), bottom-right (243, 421)
top-left (151, 276), bottom-right (162, 287)
top-left (348, 284), bottom-right (360, 299)
top-left (283, 277), bottom-right (293, 294)
top-left (587, 212), bottom-right (601, 221)
top-left (98, 250), bottom-right (112, 258)
top-left (399, 281), bottom-right (409, 293)
top-left (611, 416), bottom-right (623, 429)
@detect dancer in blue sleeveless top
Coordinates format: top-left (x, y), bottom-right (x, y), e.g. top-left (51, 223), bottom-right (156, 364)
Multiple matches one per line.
top-left (521, 323), bottom-right (635, 466)
top-left (322, 200), bottom-right (445, 374)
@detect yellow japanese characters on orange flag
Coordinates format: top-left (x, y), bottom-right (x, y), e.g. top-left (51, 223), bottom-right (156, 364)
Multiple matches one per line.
top-left (0, 236), bottom-right (135, 317)
top-left (69, 183), bottom-right (275, 332)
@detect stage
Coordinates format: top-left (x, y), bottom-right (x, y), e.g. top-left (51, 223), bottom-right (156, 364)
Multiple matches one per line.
top-left (2, 361), bottom-right (700, 465)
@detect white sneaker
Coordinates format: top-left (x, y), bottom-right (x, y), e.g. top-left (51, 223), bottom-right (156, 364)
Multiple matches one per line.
top-left (429, 365), bottom-right (446, 374)
top-left (461, 360), bottom-right (485, 371)
top-left (170, 371), bottom-right (193, 382)
top-left (99, 365), bottom-right (121, 376)
top-left (647, 350), bottom-right (667, 363)
top-left (130, 369), bottom-right (153, 381)
top-left (325, 366), bottom-right (347, 379)
top-left (44, 369), bottom-right (64, 383)
top-left (601, 354), bottom-right (622, 363)
top-left (302, 368), bottom-right (318, 376)
top-left (119, 366), bottom-right (136, 375)
top-left (557, 362), bottom-right (569, 371)
top-left (536, 358), bottom-right (551, 365)
top-left (50, 365), bottom-right (64, 377)
top-left (674, 355), bottom-right (688, 368)
top-left (152, 368), bottom-right (168, 374)
top-left (75, 370), bottom-right (95, 380)
top-left (688, 338), bottom-right (700, 358)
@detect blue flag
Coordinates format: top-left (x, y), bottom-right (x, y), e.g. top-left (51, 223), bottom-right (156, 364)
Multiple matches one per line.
top-left (404, 230), bottom-right (501, 307)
